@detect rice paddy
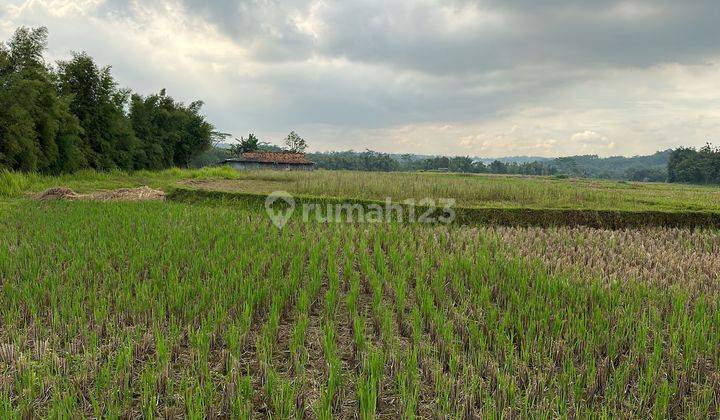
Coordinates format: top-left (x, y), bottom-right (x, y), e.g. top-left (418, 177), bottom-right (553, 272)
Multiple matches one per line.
top-left (1, 197), bottom-right (718, 418)
top-left (180, 170), bottom-right (720, 212)
top-left (5, 168), bottom-right (720, 212)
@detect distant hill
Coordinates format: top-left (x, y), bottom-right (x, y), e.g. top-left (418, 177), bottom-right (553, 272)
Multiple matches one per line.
top-left (548, 150), bottom-right (671, 181)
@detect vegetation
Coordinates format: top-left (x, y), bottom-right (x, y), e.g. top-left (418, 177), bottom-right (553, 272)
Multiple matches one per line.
top-left (668, 144), bottom-right (720, 184)
top-left (228, 133), bottom-right (289, 157)
top-left (284, 131), bottom-right (308, 153)
top-left (0, 199), bottom-right (718, 417)
top-left (0, 27), bottom-right (214, 174)
top-left (305, 150), bottom-right (674, 181)
top-left (229, 134), bottom-right (261, 156)
top-left (164, 169), bottom-right (720, 212)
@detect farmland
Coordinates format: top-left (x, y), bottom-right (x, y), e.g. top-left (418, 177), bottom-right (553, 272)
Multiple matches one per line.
top-left (4, 168), bottom-right (720, 212)
top-left (0, 170), bottom-right (719, 418)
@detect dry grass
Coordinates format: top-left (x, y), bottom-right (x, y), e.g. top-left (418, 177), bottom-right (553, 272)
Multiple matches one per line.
top-left (35, 186), bottom-right (166, 201)
top-left (481, 226), bottom-right (720, 295)
top-left (190, 170), bottom-right (720, 211)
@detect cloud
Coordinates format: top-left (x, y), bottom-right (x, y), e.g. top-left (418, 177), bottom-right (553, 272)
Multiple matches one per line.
top-left (571, 130), bottom-right (613, 149)
top-left (1, 0), bottom-right (720, 157)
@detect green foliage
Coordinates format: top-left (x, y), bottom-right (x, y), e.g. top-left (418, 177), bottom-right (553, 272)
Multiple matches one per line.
top-left (668, 144), bottom-right (720, 184)
top-left (0, 27), bottom-right (83, 173)
top-left (305, 150), bottom-right (677, 180)
top-left (229, 134), bottom-right (260, 156)
top-left (308, 150), bottom-right (400, 171)
top-left (626, 166), bottom-right (667, 182)
top-left (0, 27), bottom-right (214, 174)
top-left (0, 169), bottom-right (39, 197)
top-left (283, 131), bottom-right (307, 153)
top-left (129, 90), bottom-right (213, 169)
top-left (190, 146), bottom-right (233, 168)
top-left (56, 52), bottom-right (138, 170)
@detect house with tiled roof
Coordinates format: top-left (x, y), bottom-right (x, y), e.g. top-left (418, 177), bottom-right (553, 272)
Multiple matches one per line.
top-left (221, 152), bottom-right (315, 171)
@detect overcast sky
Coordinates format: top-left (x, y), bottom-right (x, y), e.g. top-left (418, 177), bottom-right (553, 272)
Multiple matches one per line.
top-left (2, 0), bottom-right (719, 157)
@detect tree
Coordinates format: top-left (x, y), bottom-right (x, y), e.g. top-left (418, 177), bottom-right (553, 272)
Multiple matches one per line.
top-left (56, 52), bottom-right (138, 170)
top-left (130, 90), bottom-right (213, 169)
top-left (668, 147), bottom-right (701, 183)
top-left (257, 141), bottom-right (284, 152)
top-left (449, 156), bottom-right (474, 172)
top-left (284, 131), bottom-right (307, 153)
top-left (489, 160), bottom-right (507, 174)
top-left (230, 134), bottom-right (260, 156)
top-left (0, 26), bottom-right (217, 173)
top-left (0, 27), bottom-right (82, 173)
top-left (667, 144), bottom-right (720, 184)
top-left (626, 167), bottom-right (667, 182)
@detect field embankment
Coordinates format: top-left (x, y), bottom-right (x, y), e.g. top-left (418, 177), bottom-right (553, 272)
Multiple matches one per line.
top-left (168, 187), bottom-right (720, 229)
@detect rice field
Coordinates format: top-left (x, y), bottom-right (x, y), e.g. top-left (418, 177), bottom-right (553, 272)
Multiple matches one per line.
top-left (181, 170), bottom-right (720, 212)
top-left (1, 199), bottom-right (718, 418)
top-left (4, 168), bottom-right (720, 212)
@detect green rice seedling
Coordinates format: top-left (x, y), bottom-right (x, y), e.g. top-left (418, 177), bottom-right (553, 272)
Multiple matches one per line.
top-left (290, 314), bottom-right (309, 374)
top-left (353, 315), bottom-right (367, 359)
top-left (265, 369), bottom-right (297, 419)
top-left (140, 366), bottom-right (160, 418)
top-left (0, 196), bottom-right (719, 417)
top-left (358, 347), bottom-right (385, 420)
top-left (316, 320), bottom-right (342, 417)
top-left (229, 374), bottom-right (253, 419)
top-left (396, 348), bottom-right (420, 419)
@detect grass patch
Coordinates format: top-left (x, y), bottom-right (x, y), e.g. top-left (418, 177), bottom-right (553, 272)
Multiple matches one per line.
top-left (0, 170), bottom-right (40, 197)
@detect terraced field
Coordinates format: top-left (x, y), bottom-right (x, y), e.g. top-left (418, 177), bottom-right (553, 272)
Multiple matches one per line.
top-left (1, 200), bottom-right (718, 418)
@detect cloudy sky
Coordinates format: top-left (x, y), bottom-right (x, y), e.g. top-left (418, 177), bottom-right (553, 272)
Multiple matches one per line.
top-left (1, 0), bottom-right (719, 157)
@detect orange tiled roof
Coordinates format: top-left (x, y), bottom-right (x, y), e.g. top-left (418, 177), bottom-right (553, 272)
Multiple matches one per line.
top-left (234, 152), bottom-right (314, 164)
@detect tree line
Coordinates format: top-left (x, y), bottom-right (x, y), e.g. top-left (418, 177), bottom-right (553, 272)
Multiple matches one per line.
top-left (200, 132), bottom-right (717, 184)
top-left (0, 27), bottom-right (215, 174)
top-left (304, 148), bottom-right (713, 184)
top-left (305, 151), bottom-right (562, 175)
top-left (303, 150), bottom-right (671, 180)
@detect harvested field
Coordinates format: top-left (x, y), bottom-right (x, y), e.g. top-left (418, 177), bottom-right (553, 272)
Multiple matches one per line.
top-left (484, 226), bottom-right (720, 295)
top-left (0, 200), bottom-right (718, 418)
